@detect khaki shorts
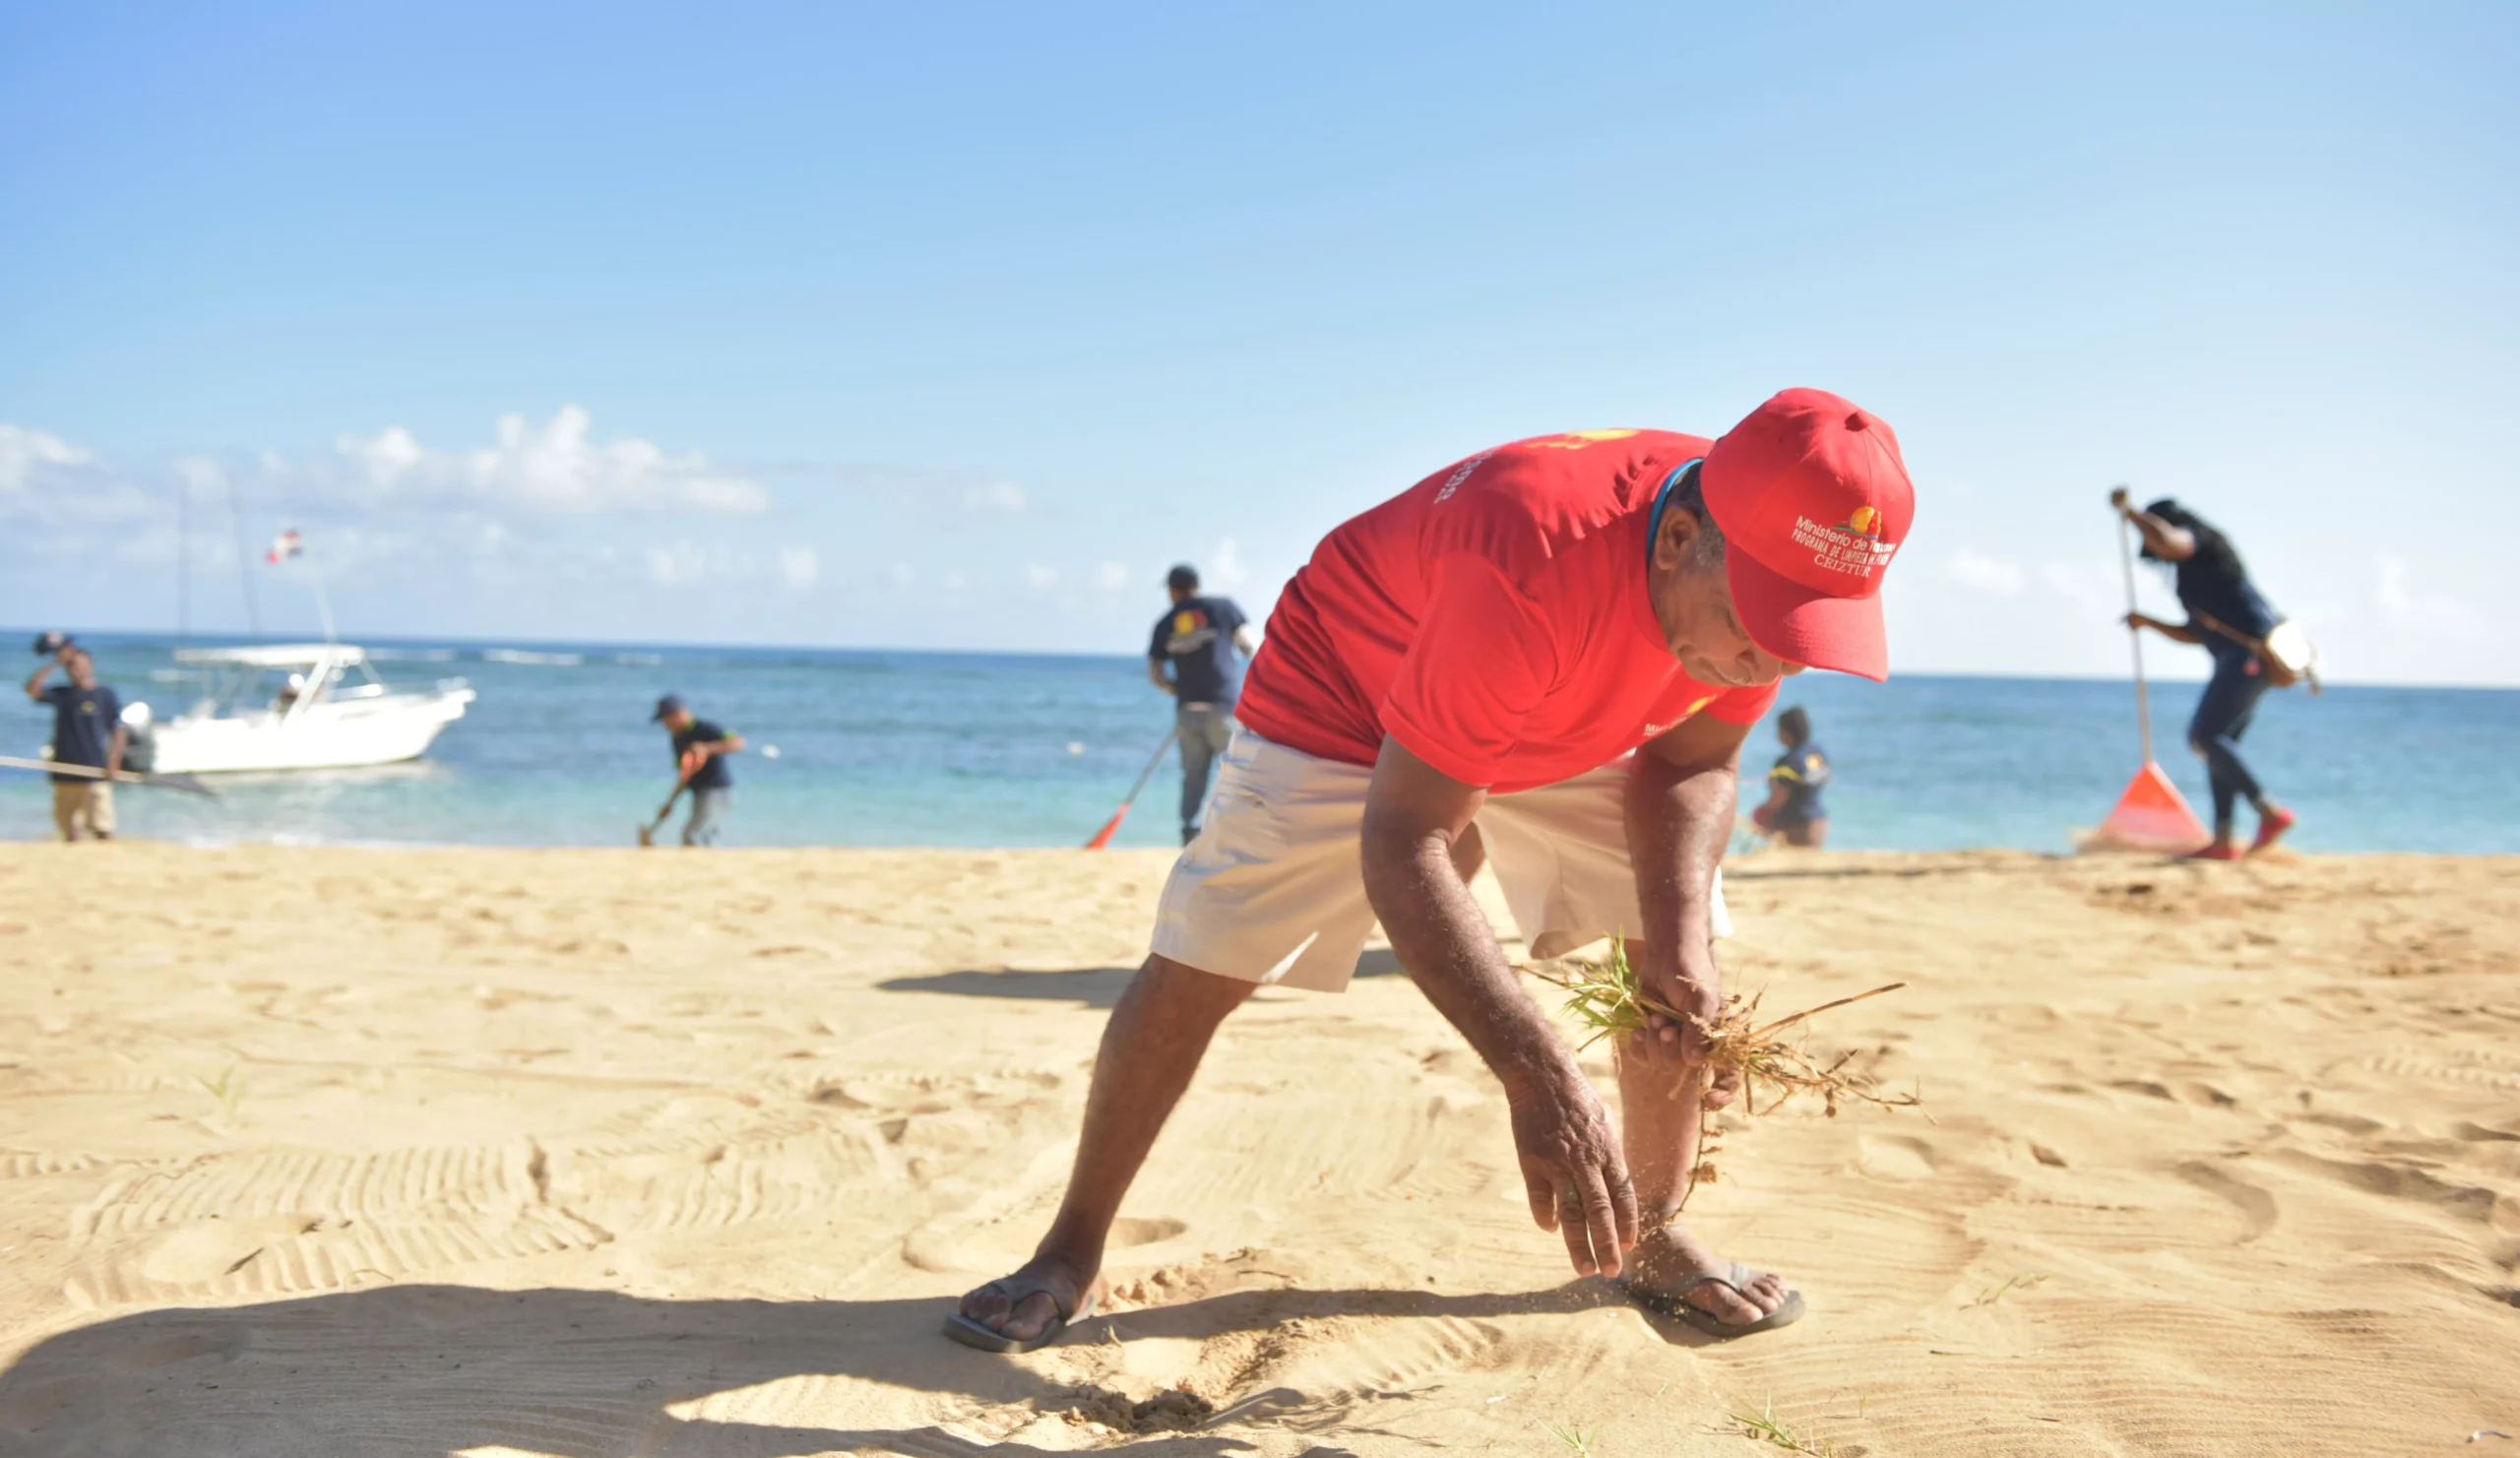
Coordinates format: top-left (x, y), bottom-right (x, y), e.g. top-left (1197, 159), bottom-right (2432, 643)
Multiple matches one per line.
top-left (52, 780), bottom-right (116, 840)
top-left (1152, 729), bottom-right (1729, 992)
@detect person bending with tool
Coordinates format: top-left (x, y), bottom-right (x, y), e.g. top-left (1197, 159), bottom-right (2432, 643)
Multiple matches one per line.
top-left (949, 390), bottom-right (1917, 1354)
top-left (2111, 490), bottom-right (2302, 859)
top-left (649, 694), bottom-right (742, 848)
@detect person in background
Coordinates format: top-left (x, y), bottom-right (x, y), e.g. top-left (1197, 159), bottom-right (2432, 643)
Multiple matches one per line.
top-left (23, 643), bottom-right (125, 842)
top-left (2113, 488), bottom-right (2299, 858)
top-left (651, 694), bottom-right (743, 848)
top-left (1751, 706), bottom-right (1830, 848)
top-left (1148, 564), bottom-right (1258, 845)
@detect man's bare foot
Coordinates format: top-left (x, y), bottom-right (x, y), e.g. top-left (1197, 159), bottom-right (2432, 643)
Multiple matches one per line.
top-left (956, 1250), bottom-right (1102, 1345)
top-left (1625, 1223), bottom-right (1791, 1326)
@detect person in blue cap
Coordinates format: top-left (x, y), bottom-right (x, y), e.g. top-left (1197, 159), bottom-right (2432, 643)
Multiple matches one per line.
top-left (651, 694), bottom-right (743, 847)
top-left (1147, 563), bottom-right (1258, 844)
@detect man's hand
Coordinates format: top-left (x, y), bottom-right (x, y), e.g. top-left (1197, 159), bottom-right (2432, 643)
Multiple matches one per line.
top-left (1509, 1067), bottom-right (1640, 1277)
top-left (2110, 485), bottom-right (2133, 512)
top-left (1631, 712), bottom-right (1753, 1099)
top-left (1360, 736), bottom-right (1639, 1278)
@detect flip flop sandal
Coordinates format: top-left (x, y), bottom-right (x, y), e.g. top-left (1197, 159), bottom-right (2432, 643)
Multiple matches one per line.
top-left (942, 1276), bottom-right (1100, 1355)
top-left (1616, 1258), bottom-right (1806, 1340)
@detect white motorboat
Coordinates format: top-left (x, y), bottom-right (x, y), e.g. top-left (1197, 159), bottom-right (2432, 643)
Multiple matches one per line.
top-left (145, 644), bottom-right (474, 774)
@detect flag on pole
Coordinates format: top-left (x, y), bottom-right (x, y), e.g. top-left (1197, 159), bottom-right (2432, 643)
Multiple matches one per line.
top-left (266, 529), bottom-right (303, 565)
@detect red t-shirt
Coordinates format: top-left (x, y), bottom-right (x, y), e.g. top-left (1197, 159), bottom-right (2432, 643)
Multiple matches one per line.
top-left (1238, 429), bottom-right (1779, 794)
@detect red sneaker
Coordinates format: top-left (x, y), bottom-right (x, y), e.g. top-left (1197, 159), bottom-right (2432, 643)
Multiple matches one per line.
top-left (2186, 842), bottom-right (2243, 861)
top-left (2251, 805), bottom-right (2298, 854)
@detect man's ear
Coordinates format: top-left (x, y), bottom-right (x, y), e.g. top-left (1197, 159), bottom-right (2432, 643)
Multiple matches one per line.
top-left (1654, 506), bottom-right (1703, 570)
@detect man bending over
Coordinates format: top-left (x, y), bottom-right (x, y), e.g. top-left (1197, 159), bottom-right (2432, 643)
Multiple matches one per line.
top-left (949, 390), bottom-right (1915, 1349)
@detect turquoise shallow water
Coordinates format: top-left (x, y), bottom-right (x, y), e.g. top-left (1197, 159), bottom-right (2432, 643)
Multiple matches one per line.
top-left (5, 632), bottom-right (2514, 854)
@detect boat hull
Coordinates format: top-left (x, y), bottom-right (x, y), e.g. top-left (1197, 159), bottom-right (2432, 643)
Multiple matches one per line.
top-left (152, 689), bottom-right (474, 774)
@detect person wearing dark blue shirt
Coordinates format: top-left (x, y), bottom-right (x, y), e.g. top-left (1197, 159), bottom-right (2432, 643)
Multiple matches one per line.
top-left (2114, 490), bottom-right (2299, 858)
top-left (23, 644), bottom-right (126, 841)
top-left (1750, 706), bottom-right (1830, 848)
top-left (1148, 564), bottom-right (1257, 844)
top-left (652, 694), bottom-right (743, 847)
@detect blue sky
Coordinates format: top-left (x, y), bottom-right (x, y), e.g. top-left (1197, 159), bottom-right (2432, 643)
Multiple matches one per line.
top-left (4, 2), bottom-right (2513, 683)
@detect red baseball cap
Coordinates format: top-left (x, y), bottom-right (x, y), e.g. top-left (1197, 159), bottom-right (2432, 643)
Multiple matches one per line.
top-left (1700, 388), bottom-right (1914, 681)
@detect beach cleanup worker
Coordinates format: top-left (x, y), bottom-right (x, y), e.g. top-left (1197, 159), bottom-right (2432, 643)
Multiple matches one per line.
top-left (23, 642), bottom-right (126, 842)
top-left (1147, 563), bottom-right (1258, 844)
top-left (950, 389), bottom-right (1915, 1353)
top-left (2113, 489), bottom-right (2299, 858)
top-left (651, 694), bottom-right (742, 848)
top-left (1751, 705), bottom-right (1831, 847)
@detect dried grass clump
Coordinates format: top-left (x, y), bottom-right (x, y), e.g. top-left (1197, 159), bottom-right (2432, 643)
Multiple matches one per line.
top-left (1525, 941), bottom-right (1920, 1208)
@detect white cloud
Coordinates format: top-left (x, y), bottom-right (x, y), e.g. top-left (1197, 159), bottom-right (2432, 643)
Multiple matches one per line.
top-left (779, 544), bottom-right (819, 591)
top-left (0, 424), bottom-right (94, 492)
top-left (335, 406), bottom-right (767, 514)
top-left (1025, 564), bottom-right (1059, 590)
top-left (1098, 560), bottom-right (1131, 590)
top-left (2374, 553), bottom-right (2480, 639)
top-left (2040, 561), bottom-right (2114, 614)
top-left (646, 540), bottom-right (740, 585)
top-left (1946, 550), bottom-right (2025, 596)
top-left (963, 480), bottom-right (1027, 514)
top-left (890, 562), bottom-right (915, 587)
top-left (1208, 537), bottom-right (1249, 589)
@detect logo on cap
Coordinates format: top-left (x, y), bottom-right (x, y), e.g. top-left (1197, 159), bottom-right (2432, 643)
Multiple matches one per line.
top-left (1790, 511), bottom-right (1898, 579)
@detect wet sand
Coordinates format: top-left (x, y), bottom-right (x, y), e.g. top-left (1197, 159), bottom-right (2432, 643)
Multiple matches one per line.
top-left (1, 843), bottom-right (2514, 1455)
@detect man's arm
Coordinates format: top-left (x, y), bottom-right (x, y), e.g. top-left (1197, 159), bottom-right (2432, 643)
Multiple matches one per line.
top-left (108, 725), bottom-right (128, 778)
top-left (1360, 736), bottom-right (1639, 1278)
top-left (1147, 658), bottom-right (1175, 695)
top-left (2125, 612), bottom-right (2204, 645)
top-left (2110, 488), bottom-right (2195, 561)
top-left (694, 731), bottom-right (744, 758)
top-left (1629, 713), bottom-right (1751, 1069)
top-left (1232, 624), bottom-right (1259, 657)
top-left (23, 659), bottom-right (56, 704)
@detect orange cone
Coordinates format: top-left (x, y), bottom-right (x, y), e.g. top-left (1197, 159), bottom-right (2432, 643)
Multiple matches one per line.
top-left (2088, 759), bottom-right (2211, 854)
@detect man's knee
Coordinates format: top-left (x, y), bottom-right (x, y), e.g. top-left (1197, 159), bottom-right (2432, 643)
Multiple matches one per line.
top-left (1124, 954), bottom-right (1260, 1024)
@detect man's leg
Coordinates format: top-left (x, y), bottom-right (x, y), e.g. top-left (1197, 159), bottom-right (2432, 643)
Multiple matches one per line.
top-left (1176, 709), bottom-right (1221, 844)
top-left (88, 783), bottom-right (115, 841)
top-left (1476, 769), bottom-right (1788, 1325)
top-left (1611, 969), bottom-right (1789, 1324)
top-left (51, 783), bottom-right (80, 843)
top-left (956, 954), bottom-right (1255, 1342)
top-left (682, 788), bottom-right (725, 848)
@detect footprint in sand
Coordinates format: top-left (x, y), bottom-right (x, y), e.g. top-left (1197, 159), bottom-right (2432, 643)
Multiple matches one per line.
top-left (1109, 1216), bottom-right (1189, 1247)
top-left (1858, 1136), bottom-right (1937, 1180)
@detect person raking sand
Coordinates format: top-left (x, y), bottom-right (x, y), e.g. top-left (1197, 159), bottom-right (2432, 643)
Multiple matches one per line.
top-left (948, 389), bottom-right (1916, 1353)
top-left (2112, 489), bottom-right (2303, 859)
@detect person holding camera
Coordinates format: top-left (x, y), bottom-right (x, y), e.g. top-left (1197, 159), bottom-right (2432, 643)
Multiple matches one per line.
top-left (23, 635), bottom-right (127, 842)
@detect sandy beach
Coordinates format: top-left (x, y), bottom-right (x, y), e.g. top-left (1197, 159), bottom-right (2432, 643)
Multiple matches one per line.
top-left (0, 842), bottom-right (2513, 1456)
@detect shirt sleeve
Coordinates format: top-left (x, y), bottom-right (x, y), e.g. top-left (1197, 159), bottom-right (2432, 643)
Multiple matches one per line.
top-left (1218, 599), bottom-right (1247, 635)
top-left (1768, 751), bottom-right (1799, 786)
top-left (38, 685), bottom-right (68, 708)
top-left (1379, 553), bottom-right (1558, 789)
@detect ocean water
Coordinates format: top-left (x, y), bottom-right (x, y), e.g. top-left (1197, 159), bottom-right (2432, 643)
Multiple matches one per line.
top-left (5, 632), bottom-right (2515, 854)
